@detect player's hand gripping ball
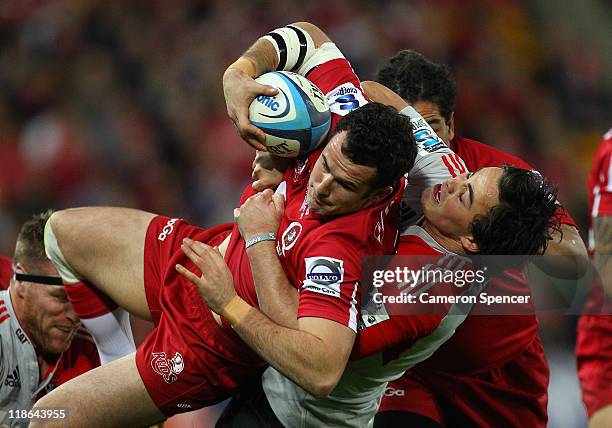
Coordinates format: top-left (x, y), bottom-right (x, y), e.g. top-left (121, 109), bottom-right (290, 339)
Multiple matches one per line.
top-left (249, 71), bottom-right (331, 158)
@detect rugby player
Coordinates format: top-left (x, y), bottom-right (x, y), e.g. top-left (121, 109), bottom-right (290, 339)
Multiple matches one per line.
top-left (373, 50), bottom-right (587, 427)
top-left (0, 211), bottom-right (99, 427)
top-left (31, 22), bottom-right (416, 427)
top-left (576, 127), bottom-right (612, 428)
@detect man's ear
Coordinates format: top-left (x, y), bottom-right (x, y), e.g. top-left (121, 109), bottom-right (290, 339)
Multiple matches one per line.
top-left (447, 112), bottom-right (456, 142)
top-left (460, 236), bottom-right (479, 253)
top-left (13, 262), bottom-right (27, 298)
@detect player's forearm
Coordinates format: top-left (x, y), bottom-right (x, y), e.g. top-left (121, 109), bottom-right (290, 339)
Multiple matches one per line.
top-left (232, 304), bottom-right (345, 397)
top-left (226, 22), bottom-right (329, 79)
top-left (534, 224), bottom-right (589, 279)
top-left (594, 216), bottom-right (612, 297)
top-left (246, 241), bottom-right (299, 328)
top-left (233, 38), bottom-right (279, 78)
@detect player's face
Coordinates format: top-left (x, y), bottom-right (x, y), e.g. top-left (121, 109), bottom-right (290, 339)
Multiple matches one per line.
top-left (19, 262), bottom-right (80, 354)
top-left (422, 167), bottom-right (502, 243)
top-left (413, 100), bottom-right (454, 144)
top-left (307, 132), bottom-right (388, 216)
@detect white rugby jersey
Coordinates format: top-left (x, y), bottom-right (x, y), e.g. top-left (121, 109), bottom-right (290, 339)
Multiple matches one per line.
top-left (0, 289), bottom-right (51, 427)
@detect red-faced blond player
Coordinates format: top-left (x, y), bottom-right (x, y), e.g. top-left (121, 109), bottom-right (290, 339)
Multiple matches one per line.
top-left (577, 128), bottom-right (612, 428)
top-left (373, 50), bottom-right (587, 428)
top-left (0, 211), bottom-right (99, 426)
top-left (31, 22), bottom-right (417, 428)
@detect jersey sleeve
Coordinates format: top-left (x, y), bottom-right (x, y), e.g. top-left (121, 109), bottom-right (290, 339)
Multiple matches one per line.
top-left (592, 148), bottom-right (612, 217)
top-left (351, 314), bottom-right (442, 359)
top-left (304, 44), bottom-right (369, 132)
top-left (296, 233), bottom-right (362, 333)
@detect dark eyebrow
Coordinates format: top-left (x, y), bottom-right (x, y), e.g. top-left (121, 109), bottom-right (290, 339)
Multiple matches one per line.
top-left (468, 182), bottom-right (474, 206)
top-left (322, 153), bottom-right (358, 191)
top-left (466, 167), bottom-right (484, 207)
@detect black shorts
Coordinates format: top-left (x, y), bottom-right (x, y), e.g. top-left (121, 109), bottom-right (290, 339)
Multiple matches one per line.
top-left (216, 376), bottom-right (285, 428)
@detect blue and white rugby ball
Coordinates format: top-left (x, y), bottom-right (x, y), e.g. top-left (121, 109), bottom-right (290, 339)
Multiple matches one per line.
top-left (249, 71), bottom-right (331, 158)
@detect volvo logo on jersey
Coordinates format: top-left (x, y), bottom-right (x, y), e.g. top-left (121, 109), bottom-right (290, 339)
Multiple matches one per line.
top-left (303, 257), bottom-right (344, 298)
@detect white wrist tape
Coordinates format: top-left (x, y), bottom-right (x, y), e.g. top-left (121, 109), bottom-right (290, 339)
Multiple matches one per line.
top-left (244, 232), bottom-right (277, 249)
top-left (261, 25), bottom-right (315, 72)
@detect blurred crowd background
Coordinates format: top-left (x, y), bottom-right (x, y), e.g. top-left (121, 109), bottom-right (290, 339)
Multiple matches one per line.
top-left (1, 0), bottom-right (610, 426)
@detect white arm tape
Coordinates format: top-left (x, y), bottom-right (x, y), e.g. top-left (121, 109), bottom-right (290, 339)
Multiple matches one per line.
top-left (261, 26), bottom-right (345, 76)
top-left (261, 25), bottom-right (316, 72)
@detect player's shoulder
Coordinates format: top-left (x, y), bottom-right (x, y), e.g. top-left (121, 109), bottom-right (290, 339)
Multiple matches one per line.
top-left (0, 255), bottom-right (12, 291)
top-left (595, 128), bottom-right (612, 160)
top-left (452, 136), bottom-right (532, 170)
top-left (398, 225), bottom-right (446, 256)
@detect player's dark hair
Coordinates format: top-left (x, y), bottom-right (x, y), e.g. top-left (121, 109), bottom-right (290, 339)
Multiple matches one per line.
top-left (375, 50), bottom-right (457, 122)
top-left (331, 102), bottom-right (417, 191)
top-left (13, 210), bottom-right (54, 269)
top-left (470, 166), bottom-right (561, 258)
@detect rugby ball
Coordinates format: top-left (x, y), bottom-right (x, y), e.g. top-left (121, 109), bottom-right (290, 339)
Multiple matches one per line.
top-left (249, 71), bottom-right (331, 158)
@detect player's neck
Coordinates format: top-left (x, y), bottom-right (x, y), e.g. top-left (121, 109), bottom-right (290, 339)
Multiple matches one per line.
top-left (420, 220), bottom-right (466, 255)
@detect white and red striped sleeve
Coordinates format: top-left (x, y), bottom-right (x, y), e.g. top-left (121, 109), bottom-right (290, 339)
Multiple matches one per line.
top-left (591, 132), bottom-right (612, 218)
top-left (305, 48), bottom-right (369, 132)
top-left (0, 297), bottom-right (9, 324)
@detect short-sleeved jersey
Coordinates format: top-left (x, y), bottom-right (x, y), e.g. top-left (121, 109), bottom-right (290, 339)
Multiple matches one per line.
top-left (0, 288), bottom-right (100, 427)
top-left (226, 46), bottom-right (403, 334)
top-left (587, 128), bottom-right (612, 252)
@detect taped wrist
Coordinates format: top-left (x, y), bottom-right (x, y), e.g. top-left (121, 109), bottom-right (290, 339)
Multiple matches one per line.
top-left (261, 25), bottom-right (315, 72)
top-left (221, 296), bottom-right (252, 326)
